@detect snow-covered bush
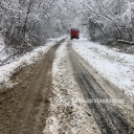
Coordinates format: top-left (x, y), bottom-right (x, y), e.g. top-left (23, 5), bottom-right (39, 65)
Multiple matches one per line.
top-left (81, 0), bottom-right (134, 45)
top-left (0, 0), bottom-right (83, 64)
top-left (0, 0), bottom-right (74, 54)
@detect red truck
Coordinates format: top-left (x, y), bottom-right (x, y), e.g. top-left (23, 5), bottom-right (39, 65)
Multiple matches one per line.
top-left (70, 28), bottom-right (79, 39)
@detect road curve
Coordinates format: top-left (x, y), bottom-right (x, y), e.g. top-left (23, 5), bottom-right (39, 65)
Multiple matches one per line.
top-left (68, 43), bottom-right (132, 134)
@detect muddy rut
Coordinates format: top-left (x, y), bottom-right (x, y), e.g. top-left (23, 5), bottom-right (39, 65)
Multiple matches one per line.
top-left (0, 39), bottom-right (64, 134)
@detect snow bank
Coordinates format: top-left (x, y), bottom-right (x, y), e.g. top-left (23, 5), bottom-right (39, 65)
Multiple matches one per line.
top-left (72, 38), bottom-right (134, 97)
top-left (0, 37), bottom-right (64, 89)
top-left (43, 39), bottom-right (100, 134)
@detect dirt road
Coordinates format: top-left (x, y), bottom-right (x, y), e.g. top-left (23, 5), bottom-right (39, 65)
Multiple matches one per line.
top-left (0, 39), bottom-right (133, 134)
top-left (68, 43), bottom-right (133, 134)
top-left (0, 39), bottom-right (64, 134)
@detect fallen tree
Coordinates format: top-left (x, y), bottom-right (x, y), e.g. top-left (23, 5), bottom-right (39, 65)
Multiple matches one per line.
top-left (117, 40), bottom-right (134, 45)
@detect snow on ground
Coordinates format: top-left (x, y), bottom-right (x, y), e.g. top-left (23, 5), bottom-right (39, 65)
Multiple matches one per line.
top-left (72, 38), bottom-right (134, 97)
top-left (0, 37), bottom-right (65, 89)
top-left (47, 35), bottom-right (67, 42)
top-left (43, 39), bottom-right (100, 134)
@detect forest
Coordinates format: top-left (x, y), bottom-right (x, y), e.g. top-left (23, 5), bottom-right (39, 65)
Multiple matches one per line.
top-left (0, 0), bottom-right (134, 64)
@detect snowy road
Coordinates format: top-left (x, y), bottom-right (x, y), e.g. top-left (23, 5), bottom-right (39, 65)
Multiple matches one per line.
top-left (0, 38), bottom-right (134, 134)
top-left (68, 43), bottom-right (132, 134)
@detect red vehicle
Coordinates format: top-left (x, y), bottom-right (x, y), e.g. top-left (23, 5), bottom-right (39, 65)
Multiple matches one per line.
top-left (70, 28), bottom-right (79, 39)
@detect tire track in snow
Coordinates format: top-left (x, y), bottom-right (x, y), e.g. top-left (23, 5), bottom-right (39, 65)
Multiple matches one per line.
top-left (43, 41), bottom-right (101, 134)
top-left (68, 43), bottom-right (132, 134)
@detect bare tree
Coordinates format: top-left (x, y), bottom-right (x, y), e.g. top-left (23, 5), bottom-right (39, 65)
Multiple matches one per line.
top-left (81, 0), bottom-right (134, 44)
